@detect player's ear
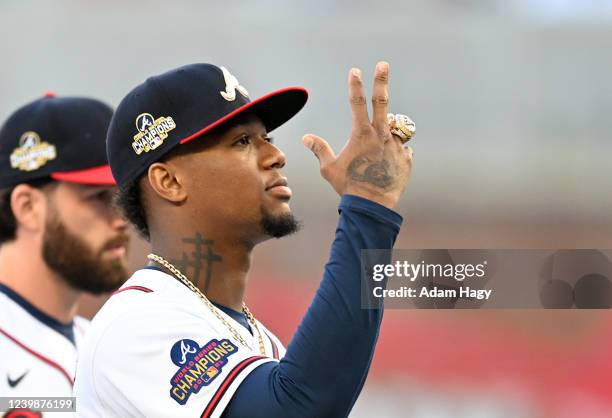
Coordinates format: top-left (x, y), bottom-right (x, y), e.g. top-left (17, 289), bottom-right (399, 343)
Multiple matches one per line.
top-left (10, 184), bottom-right (48, 234)
top-left (147, 162), bottom-right (187, 204)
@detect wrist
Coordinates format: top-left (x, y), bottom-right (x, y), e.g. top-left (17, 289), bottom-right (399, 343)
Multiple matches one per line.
top-left (343, 186), bottom-right (399, 210)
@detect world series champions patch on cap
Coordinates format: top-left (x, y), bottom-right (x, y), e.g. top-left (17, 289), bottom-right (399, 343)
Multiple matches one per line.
top-left (132, 112), bottom-right (176, 155)
top-left (0, 95), bottom-right (116, 188)
top-left (106, 63), bottom-right (308, 187)
top-left (10, 131), bottom-right (57, 172)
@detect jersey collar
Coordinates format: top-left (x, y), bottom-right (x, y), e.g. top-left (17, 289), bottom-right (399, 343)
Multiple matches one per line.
top-left (0, 283), bottom-right (75, 345)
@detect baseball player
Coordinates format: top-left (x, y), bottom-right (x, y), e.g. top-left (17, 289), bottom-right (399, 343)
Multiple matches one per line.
top-left (0, 95), bottom-right (130, 416)
top-left (74, 61), bottom-right (413, 417)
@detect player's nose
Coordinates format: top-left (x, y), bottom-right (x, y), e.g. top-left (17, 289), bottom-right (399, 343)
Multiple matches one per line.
top-left (261, 141), bottom-right (286, 170)
top-left (109, 208), bottom-right (129, 231)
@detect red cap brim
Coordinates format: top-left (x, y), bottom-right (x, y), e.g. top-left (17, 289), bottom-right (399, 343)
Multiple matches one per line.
top-left (50, 164), bottom-right (116, 185)
top-left (179, 87), bottom-right (308, 145)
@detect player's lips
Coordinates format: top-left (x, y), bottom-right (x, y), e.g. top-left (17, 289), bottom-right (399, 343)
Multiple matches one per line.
top-left (105, 245), bottom-right (127, 258)
top-left (103, 236), bottom-right (130, 258)
top-left (266, 177), bottom-right (292, 199)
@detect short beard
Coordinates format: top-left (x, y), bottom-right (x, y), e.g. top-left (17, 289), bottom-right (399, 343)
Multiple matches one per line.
top-left (260, 206), bottom-right (301, 238)
top-left (42, 214), bottom-right (128, 295)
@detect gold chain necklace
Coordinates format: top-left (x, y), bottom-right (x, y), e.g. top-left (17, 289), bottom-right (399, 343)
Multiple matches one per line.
top-left (147, 253), bottom-right (266, 356)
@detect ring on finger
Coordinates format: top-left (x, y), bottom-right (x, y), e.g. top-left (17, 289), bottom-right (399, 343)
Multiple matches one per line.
top-left (387, 113), bottom-right (416, 143)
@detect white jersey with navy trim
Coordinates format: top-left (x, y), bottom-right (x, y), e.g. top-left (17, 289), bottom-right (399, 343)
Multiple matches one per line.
top-left (0, 284), bottom-right (88, 417)
top-left (74, 269), bottom-right (285, 418)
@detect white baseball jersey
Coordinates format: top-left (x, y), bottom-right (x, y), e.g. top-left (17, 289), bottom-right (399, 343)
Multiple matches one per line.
top-left (74, 268), bottom-right (285, 418)
top-left (0, 283), bottom-right (88, 417)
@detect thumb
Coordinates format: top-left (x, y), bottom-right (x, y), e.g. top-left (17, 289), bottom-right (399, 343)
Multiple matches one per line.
top-left (302, 134), bottom-right (336, 167)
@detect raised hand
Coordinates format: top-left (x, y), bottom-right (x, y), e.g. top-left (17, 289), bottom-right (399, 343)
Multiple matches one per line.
top-left (303, 61), bottom-right (413, 209)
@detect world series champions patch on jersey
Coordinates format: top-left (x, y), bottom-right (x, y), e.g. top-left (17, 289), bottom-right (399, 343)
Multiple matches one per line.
top-left (170, 338), bottom-right (237, 404)
top-left (74, 269), bottom-right (285, 418)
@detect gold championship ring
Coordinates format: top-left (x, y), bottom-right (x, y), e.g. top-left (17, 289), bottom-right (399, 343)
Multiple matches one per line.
top-left (387, 113), bottom-right (416, 143)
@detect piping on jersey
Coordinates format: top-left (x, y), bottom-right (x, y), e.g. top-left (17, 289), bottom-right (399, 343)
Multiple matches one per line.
top-left (111, 285), bottom-right (154, 295)
top-left (264, 331), bottom-right (279, 360)
top-left (201, 356), bottom-right (266, 418)
top-left (0, 327), bottom-right (74, 386)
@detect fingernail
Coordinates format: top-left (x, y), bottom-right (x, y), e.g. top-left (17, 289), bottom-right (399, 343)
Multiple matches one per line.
top-left (377, 61), bottom-right (389, 72)
top-left (352, 68), bottom-right (361, 79)
top-left (302, 135), bottom-right (313, 148)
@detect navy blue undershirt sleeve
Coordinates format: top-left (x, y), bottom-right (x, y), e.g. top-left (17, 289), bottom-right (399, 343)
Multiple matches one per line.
top-left (222, 194), bottom-right (402, 418)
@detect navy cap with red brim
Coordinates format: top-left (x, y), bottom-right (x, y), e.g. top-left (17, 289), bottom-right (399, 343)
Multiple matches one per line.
top-left (179, 87), bottom-right (308, 146)
top-left (106, 63), bottom-right (308, 187)
top-left (0, 95), bottom-right (115, 189)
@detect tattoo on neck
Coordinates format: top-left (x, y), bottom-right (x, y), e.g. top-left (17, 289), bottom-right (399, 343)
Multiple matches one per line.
top-left (169, 254), bottom-right (189, 277)
top-left (171, 233), bottom-right (222, 292)
top-left (347, 156), bottom-right (394, 189)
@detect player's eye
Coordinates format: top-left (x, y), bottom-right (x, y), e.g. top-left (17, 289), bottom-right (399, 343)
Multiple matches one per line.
top-left (90, 190), bottom-right (112, 204)
top-left (264, 136), bottom-right (274, 144)
top-left (233, 135), bottom-right (251, 146)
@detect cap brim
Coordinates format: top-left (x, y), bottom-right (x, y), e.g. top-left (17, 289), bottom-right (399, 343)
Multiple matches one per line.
top-left (50, 164), bottom-right (116, 185)
top-left (180, 87), bottom-right (308, 145)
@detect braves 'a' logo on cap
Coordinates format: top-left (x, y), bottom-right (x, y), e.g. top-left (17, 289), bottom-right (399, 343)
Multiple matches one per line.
top-left (220, 66), bottom-right (249, 102)
top-left (136, 113), bottom-right (155, 133)
top-left (9, 131), bottom-right (57, 172)
top-left (132, 113), bottom-right (176, 155)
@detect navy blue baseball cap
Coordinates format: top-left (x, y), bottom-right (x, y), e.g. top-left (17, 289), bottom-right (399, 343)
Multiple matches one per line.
top-left (106, 63), bottom-right (308, 187)
top-left (0, 93), bottom-right (116, 188)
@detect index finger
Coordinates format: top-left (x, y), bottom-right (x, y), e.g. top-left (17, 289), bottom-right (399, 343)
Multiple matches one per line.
top-left (348, 68), bottom-right (370, 131)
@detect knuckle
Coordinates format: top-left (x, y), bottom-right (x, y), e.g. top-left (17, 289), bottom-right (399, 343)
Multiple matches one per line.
top-left (350, 95), bottom-right (367, 106)
top-left (376, 124), bottom-right (391, 135)
top-left (372, 95), bottom-right (389, 105)
top-left (353, 123), bottom-right (372, 136)
top-left (375, 72), bottom-right (389, 82)
top-left (382, 132), bottom-right (393, 142)
top-left (320, 164), bottom-right (332, 178)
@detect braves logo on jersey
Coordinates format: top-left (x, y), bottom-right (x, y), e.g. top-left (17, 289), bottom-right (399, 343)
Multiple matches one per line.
top-left (169, 338), bottom-right (237, 405)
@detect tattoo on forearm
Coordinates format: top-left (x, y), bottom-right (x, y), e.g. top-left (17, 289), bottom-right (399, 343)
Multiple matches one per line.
top-left (347, 156), bottom-right (394, 189)
top-left (172, 233), bottom-right (222, 292)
